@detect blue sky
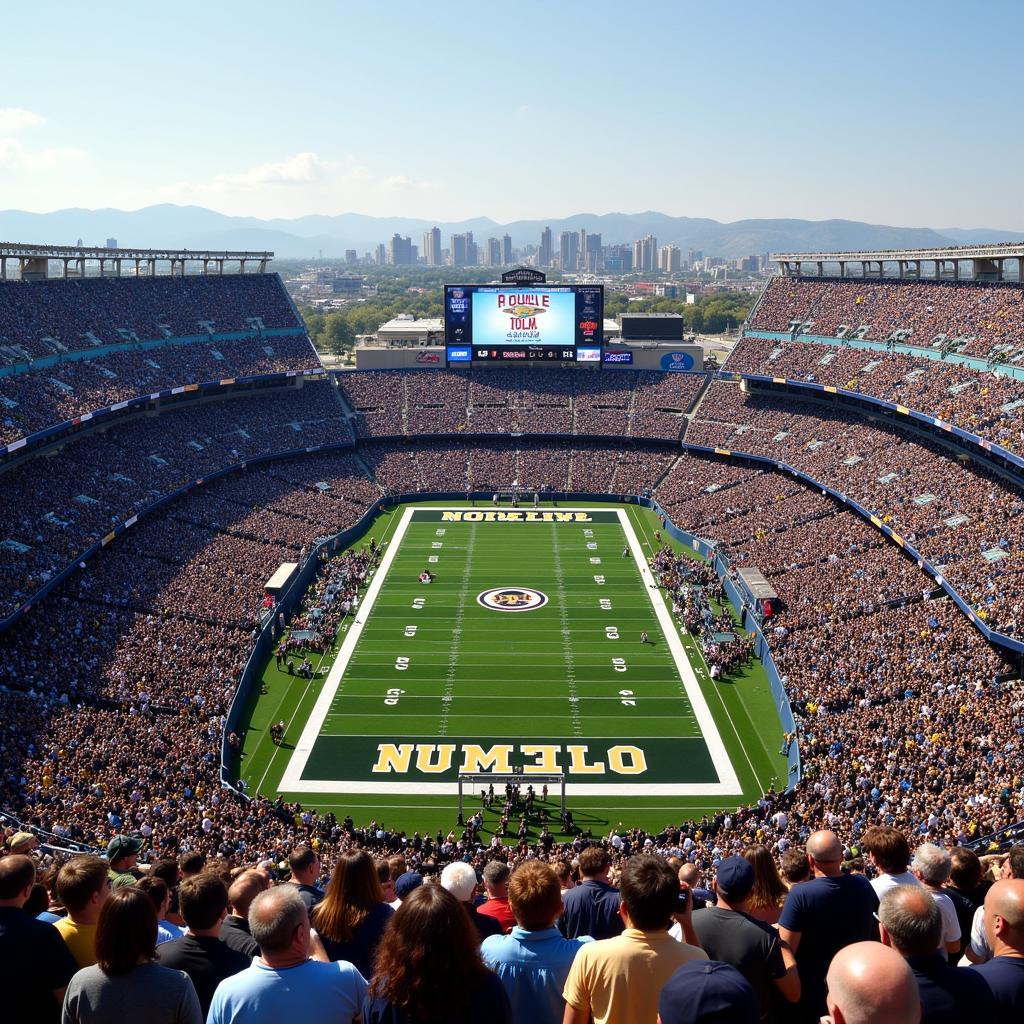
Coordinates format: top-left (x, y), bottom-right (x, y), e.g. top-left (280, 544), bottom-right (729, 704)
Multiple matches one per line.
top-left (1, 0), bottom-right (1021, 227)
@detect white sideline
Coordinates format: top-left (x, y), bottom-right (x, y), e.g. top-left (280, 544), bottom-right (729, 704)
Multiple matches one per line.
top-left (279, 506), bottom-right (742, 797)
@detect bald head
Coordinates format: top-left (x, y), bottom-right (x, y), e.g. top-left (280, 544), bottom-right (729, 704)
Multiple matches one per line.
top-left (825, 942), bottom-right (920, 1024)
top-left (228, 869), bottom-right (268, 918)
top-left (985, 878), bottom-right (1024, 956)
top-left (807, 831), bottom-right (844, 875)
top-left (678, 863), bottom-right (701, 887)
top-left (878, 884), bottom-right (941, 956)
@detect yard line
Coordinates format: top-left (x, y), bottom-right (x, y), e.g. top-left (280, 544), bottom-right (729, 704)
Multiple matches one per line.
top-left (439, 523), bottom-right (476, 737)
top-left (552, 524), bottom-right (582, 737)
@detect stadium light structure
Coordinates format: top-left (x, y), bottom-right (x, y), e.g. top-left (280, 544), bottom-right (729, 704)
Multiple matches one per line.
top-left (0, 241), bottom-right (273, 280)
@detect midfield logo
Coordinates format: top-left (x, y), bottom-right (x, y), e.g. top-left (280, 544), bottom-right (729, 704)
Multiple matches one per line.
top-left (477, 587), bottom-right (548, 612)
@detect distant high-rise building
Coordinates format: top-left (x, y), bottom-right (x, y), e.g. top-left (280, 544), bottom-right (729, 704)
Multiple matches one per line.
top-left (658, 244), bottom-right (681, 272)
top-left (387, 233), bottom-right (414, 265)
top-left (345, 249), bottom-right (358, 264)
top-left (633, 235), bottom-right (658, 272)
top-left (539, 226), bottom-right (553, 267)
top-left (423, 226), bottom-right (442, 266)
top-left (486, 237), bottom-right (501, 266)
top-left (105, 237), bottom-right (117, 249)
top-left (375, 243), bottom-right (386, 265)
top-left (450, 231), bottom-right (476, 267)
top-left (502, 234), bottom-right (512, 266)
top-left (604, 245), bottom-right (632, 273)
top-left (559, 231), bottom-right (579, 273)
top-left (585, 233), bottom-right (602, 273)
top-left (578, 229), bottom-right (587, 271)
top-left (688, 249), bottom-right (703, 267)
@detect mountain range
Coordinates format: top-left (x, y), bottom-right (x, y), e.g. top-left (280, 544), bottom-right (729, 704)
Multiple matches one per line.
top-left (0, 205), bottom-right (1020, 260)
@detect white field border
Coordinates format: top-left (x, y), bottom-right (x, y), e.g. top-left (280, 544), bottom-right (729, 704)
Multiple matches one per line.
top-left (278, 506), bottom-right (741, 797)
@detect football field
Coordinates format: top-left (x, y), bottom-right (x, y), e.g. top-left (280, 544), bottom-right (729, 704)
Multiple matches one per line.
top-left (241, 502), bottom-right (788, 835)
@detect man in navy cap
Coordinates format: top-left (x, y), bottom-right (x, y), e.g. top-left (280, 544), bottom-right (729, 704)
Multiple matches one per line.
top-left (658, 961), bottom-right (759, 1024)
top-left (393, 871), bottom-right (423, 904)
top-left (691, 856), bottom-right (799, 1023)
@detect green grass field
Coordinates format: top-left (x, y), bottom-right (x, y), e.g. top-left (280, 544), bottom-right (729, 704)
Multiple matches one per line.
top-left (238, 501), bottom-right (789, 837)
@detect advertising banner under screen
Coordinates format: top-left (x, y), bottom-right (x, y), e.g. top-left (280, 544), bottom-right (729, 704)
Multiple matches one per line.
top-left (445, 284), bottom-right (603, 363)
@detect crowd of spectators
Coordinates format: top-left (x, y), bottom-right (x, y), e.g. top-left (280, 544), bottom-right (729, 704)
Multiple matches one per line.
top-left (0, 273), bottom-right (300, 363)
top-left (2, 268), bottom-right (1024, 1019)
top-left (749, 274), bottom-right (1024, 359)
top-left (0, 382), bottom-right (353, 620)
top-left (0, 334), bottom-right (320, 448)
top-left (336, 368), bottom-right (705, 441)
top-left (1, 428), bottom-right (1021, 882)
top-left (358, 439), bottom-right (679, 497)
top-left (685, 381), bottom-right (1024, 634)
top-left (725, 334), bottom-right (1024, 454)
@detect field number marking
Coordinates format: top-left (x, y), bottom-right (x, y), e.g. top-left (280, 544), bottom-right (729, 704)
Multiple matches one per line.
top-left (612, 657), bottom-right (628, 673)
top-left (395, 657), bottom-right (410, 671)
top-left (599, 598), bottom-right (612, 610)
top-left (385, 688), bottom-right (405, 706)
top-left (412, 597), bottom-right (425, 609)
top-left (403, 625), bottom-right (418, 637)
top-left (594, 575), bottom-right (605, 584)
top-left (590, 557), bottom-right (601, 564)
top-left (619, 689), bottom-right (636, 707)
top-left (605, 626), bottom-right (619, 639)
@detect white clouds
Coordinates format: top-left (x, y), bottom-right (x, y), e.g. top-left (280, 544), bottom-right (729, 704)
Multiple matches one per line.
top-left (210, 151), bottom-right (328, 190)
top-left (0, 107), bottom-right (86, 170)
top-left (383, 173), bottom-right (430, 191)
top-left (0, 107), bottom-right (45, 133)
top-left (162, 151), bottom-right (356, 199)
top-left (153, 152), bottom-right (432, 217)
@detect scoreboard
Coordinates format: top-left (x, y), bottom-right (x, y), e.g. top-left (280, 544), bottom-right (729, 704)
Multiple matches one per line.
top-left (445, 284), bottom-right (603, 364)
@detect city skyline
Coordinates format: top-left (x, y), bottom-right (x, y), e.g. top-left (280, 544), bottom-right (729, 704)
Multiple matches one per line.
top-left (1, 1), bottom-right (1022, 230)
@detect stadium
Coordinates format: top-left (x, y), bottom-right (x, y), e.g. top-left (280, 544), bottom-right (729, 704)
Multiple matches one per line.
top-left (3, 240), bottom-right (1023, 848)
top-left (4, 239), bottom-right (1024, 1019)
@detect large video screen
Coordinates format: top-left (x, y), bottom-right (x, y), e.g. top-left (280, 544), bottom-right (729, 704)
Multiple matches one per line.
top-left (445, 285), bottom-right (603, 363)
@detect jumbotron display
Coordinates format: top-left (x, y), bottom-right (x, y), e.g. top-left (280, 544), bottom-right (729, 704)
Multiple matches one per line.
top-left (444, 284), bottom-right (603, 363)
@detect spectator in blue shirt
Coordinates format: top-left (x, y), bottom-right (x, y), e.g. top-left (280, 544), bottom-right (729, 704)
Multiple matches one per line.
top-left (558, 847), bottom-right (622, 940)
top-left (482, 860), bottom-right (592, 1023)
top-left (207, 885), bottom-right (365, 1024)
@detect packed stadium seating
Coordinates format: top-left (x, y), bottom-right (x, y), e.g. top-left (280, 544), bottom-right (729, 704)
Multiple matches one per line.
top-left (685, 381), bottom-right (1024, 636)
top-left (0, 273), bottom-right (300, 360)
top-left (0, 273), bottom-right (317, 448)
top-left (725, 333), bottom-right (1024, 454)
top-left (749, 274), bottom-right (1024, 358)
top-left (336, 368), bottom-right (706, 441)
top-left (3, 439), bottom-right (1020, 873)
top-left (3, 265), bottom-right (1024, 996)
top-left (0, 381), bottom-right (353, 621)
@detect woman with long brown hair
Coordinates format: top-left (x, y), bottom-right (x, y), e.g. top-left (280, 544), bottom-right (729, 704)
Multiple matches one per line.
top-left (312, 849), bottom-right (393, 978)
top-left (62, 887), bottom-right (202, 1024)
top-left (363, 883), bottom-right (510, 1024)
top-left (742, 844), bottom-right (789, 924)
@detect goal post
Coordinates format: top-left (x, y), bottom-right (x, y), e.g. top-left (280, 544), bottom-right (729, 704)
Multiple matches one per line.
top-left (457, 772), bottom-right (565, 823)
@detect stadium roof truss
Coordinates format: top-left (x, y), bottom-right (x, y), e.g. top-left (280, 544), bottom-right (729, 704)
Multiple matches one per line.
top-left (772, 243), bottom-right (1024, 282)
top-left (0, 242), bottom-right (273, 280)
